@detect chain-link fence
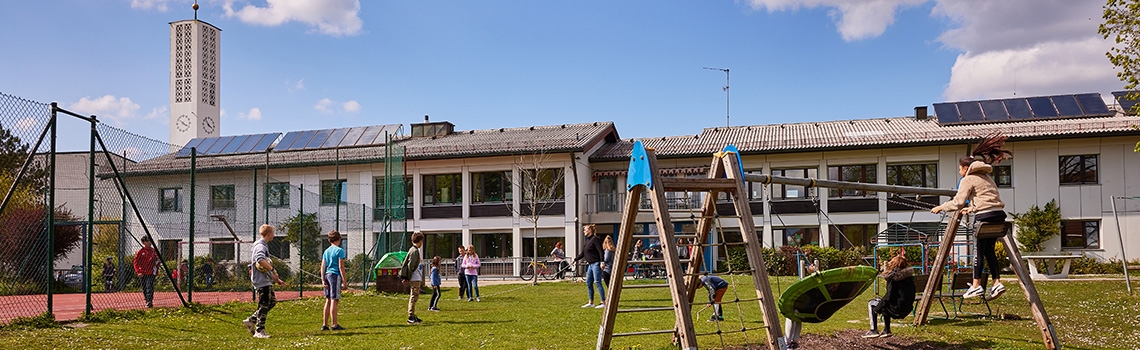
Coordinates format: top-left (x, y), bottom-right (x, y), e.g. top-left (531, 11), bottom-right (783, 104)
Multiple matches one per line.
top-left (1, 91), bottom-right (409, 323)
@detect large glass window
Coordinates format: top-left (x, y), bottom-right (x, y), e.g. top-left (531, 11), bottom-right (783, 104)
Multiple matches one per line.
top-left (373, 177), bottom-right (412, 208)
top-left (321, 179), bottom-right (347, 205)
top-left (423, 233), bottom-right (462, 259)
top-left (828, 164), bottom-right (877, 198)
top-left (268, 239), bottom-right (291, 259)
top-left (159, 239), bottom-right (180, 260)
top-left (522, 237), bottom-right (562, 258)
top-left (210, 238), bottom-right (235, 261)
top-left (210, 185), bottom-right (235, 209)
top-left (829, 224), bottom-right (877, 250)
top-left (472, 232), bottom-right (512, 258)
top-left (265, 182), bottom-right (290, 208)
top-left (1059, 155), bottom-right (1098, 184)
top-left (772, 168), bottom-right (818, 200)
top-left (886, 163), bottom-right (937, 188)
top-left (473, 171), bottom-right (512, 203)
top-left (1061, 220), bottom-right (1099, 249)
top-left (423, 173), bottom-right (462, 205)
top-left (992, 165), bottom-right (1013, 188)
top-left (777, 227), bottom-right (820, 246)
top-left (160, 188), bottom-right (182, 212)
top-left (522, 169), bottom-right (565, 201)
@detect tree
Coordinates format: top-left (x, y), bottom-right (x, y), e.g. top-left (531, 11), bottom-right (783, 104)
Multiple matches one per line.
top-left (0, 204), bottom-right (82, 278)
top-left (505, 152), bottom-right (567, 285)
top-left (92, 217), bottom-right (124, 259)
top-left (280, 212), bottom-right (321, 262)
top-left (0, 123), bottom-right (48, 193)
top-left (1099, 0), bottom-right (1140, 151)
top-left (1011, 200), bottom-right (1062, 253)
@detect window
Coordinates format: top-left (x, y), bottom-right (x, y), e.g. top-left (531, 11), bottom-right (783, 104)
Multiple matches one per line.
top-left (522, 168), bottom-right (565, 201)
top-left (160, 188), bottom-right (182, 212)
top-left (1059, 155), bottom-right (1098, 184)
top-left (1061, 220), bottom-right (1099, 249)
top-left (210, 185), bottom-right (235, 209)
top-left (423, 174), bottom-right (462, 205)
top-left (522, 237), bottom-right (562, 258)
top-left (473, 171), bottom-right (512, 203)
top-left (159, 239), bottom-right (180, 260)
top-left (828, 164), bottom-right (877, 198)
top-left (472, 232), bottom-right (512, 258)
top-left (267, 239), bottom-right (290, 259)
top-left (992, 165), bottom-right (1012, 188)
top-left (777, 227), bottom-right (820, 246)
top-left (772, 168), bottom-right (818, 200)
top-left (321, 179), bottom-right (347, 205)
top-left (423, 233), bottom-right (462, 259)
top-left (321, 235), bottom-right (348, 255)
top-left (210, 238), bottom-right (235, 261)
top-left (265, 182), bottom-right (289, 208)
top-left (886, 163), bottom-right (937, 188)
top-left (373, 177), bottom-right (412, 208)
top-left (829, 224), bottom-right (877, 250)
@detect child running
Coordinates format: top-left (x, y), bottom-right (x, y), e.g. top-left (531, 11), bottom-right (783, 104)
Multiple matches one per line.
top-left (243, 224), bottom-right (286, 339)
top-left (428, 256), bottom-right (442, 311)
top-left (321, 230), bottom-right (348, 331)
top-left (931, 133), bottom-right (1013, 300)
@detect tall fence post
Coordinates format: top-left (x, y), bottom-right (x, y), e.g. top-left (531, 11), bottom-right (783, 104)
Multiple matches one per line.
top-left (85, 115), bottom-right (96, 315)
top-left (361, 203), bottom-right (366, 288)
top-left (299, 183), bottom-right (304, 298)
top-left (47, 103), bottom-right (57, 316)
top-left (188, 147), bottom-right (196, 303)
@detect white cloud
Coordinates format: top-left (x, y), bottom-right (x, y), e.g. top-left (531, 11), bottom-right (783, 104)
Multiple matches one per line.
top-left (746, 0), bottom-right (925, 41)
top-left (287, 78), bottom-right (305, 91)
top-left (932, 0), bottom-right (1121, 101)
top-left (69, 95), bottom-right (141, 127)
top-left (238, 107), bottom-right (263, 120)
top-left (315, 98), bottom-right (334, 114)
top-left (223, 0), bottom-right (362, 36)
top-left (130, 0), bottom-right (170, 11)
top-left (144, 105), bottom-right (168, 119)
top-left (342, 100), bottom-right (360, 113)
top-left (14, 117), bottom-right (39, 133)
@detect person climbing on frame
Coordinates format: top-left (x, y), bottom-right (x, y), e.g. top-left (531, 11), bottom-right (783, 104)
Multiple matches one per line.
top-left (931, 133), bottom-right (1013, 301)
top-left (700, 275), bottom-right (729, 322)
top-left (863, 247), bottom-right (915, 338)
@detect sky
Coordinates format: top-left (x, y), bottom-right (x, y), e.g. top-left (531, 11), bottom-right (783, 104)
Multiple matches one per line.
top-left (0, 0), bottom-right (1127, 152)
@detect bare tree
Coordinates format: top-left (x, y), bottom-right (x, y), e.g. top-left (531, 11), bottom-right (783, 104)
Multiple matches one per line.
top-left (505, 151), bottom-right (566, 285)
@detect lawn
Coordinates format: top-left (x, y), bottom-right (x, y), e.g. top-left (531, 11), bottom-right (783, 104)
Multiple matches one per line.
top-left (0, 276), bottom-right (1137, 349)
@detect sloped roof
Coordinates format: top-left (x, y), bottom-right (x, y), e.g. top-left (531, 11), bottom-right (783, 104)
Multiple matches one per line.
top-left (590, 115), bottom-right (1140, 161)
top-left (118, 121), bottom-right (618, 176)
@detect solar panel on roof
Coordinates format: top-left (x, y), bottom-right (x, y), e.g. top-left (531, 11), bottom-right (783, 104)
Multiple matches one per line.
top-left (321, 128), bottom-right (350, 148)
top-left (956, 102), bottom-right (985, 123)
top-left (220, 135), bottom-right (250, 154)
top-left (355, 125), bottom-right (384, 146)
top-left (191, 137), bottom-right (220, 155)
top-left (1051, 95), bottom-right (1083, 117)
top-left (204, 136), bottom-right (236, 155)
top-left (933, 103), bottom-right (960, 124)
top-left (1026, 97), bottom-right (1057, 118)
top-left (1114, 91), bottom-right (1139, 114)
top-left (175, 138), bottom-right (206, 157)
top-left (234, 134), bottom-right (266, 153)
top-left (275, 131), bottom-right (303, 150)
top-left (304, 129), bottom-right (333, 149)
top-left (284, 130), bottom-right (317, 150)
top-left (1074, 93), bottom-right (1111, 116)
top-left (252, 133), bottom-right (279, 152)
top-left (338, 127), bottom-right (366, 147)
top-left (1004, 99), bottom-right (1033, 120)
top-left (978, 100), bottom-right (1008, 121)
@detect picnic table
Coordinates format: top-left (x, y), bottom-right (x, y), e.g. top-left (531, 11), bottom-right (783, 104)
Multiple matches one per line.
top-left (1021, 253), bottom-right (1080, 280)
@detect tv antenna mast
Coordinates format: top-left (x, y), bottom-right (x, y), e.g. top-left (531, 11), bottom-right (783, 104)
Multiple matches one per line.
top-left (704, 67), bottom-right (730, 127)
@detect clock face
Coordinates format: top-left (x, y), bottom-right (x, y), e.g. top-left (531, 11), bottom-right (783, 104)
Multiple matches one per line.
top-left (176, 115), bottom-right (192, 133)
top-left (203, 116), bottom-right (216, 134)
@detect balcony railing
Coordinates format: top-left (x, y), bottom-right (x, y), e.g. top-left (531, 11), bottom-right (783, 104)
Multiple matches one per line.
top-left (585, 192), bottom-right (709, 213)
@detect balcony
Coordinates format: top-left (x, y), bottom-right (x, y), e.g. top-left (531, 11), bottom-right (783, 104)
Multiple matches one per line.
top-left (585, 192), bottom-right (708, 213)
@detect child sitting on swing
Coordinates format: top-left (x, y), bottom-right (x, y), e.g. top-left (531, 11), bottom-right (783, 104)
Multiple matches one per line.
top-left (864, 248), bottom-right (915, 338)
top-left (931, 133), bottom-right (1013, 301)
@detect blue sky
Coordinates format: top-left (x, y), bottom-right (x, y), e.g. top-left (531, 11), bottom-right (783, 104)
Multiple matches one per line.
top-left (0, 0), bottom-right (1123, 152)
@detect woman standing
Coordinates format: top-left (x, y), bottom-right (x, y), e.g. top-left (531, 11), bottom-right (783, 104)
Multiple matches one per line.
top-left (601, 236), bottom-right (615, 287)
top-left (462, 245), bottom-right (481, 302)
top-left (574, 224), bottom-right (606, 309)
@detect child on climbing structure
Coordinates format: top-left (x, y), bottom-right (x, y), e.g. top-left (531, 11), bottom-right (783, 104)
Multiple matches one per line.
top-left (700, 275), bottom-right (729, 322)
top-left (931, 133), bottom-right (1013, 301)
top-left (863, 248), bottom-right (915, 338)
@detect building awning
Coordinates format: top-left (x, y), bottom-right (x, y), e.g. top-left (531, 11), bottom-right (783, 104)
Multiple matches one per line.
top-left (592, 166), bottom-right (709, 180)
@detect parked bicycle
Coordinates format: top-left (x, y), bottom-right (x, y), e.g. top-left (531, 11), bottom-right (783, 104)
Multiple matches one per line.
top-left (521, 259), bottom-right (576, 281)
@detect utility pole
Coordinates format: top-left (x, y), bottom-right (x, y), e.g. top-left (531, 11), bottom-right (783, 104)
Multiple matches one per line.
top-left (704, 67), bottom-right (730, 127)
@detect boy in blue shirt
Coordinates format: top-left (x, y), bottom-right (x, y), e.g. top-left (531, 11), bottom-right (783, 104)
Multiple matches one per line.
top-left (321, 230), bottom-right (347, 331)
top-left (701, 275), bottom-right (729, 322)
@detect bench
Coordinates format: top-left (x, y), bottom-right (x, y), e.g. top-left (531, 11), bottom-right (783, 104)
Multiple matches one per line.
top-left (911, 274), bottom-right (950, 319)
top-left (944, 272), bottom-right (992, 318)
top-left (1021, 254), bottom-right (1080, 280)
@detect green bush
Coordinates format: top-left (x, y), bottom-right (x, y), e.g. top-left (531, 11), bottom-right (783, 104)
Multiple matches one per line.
top-left (77, 308), bottom-right (147, 323)
top-left (2, 312), bottom-right (59, 330)
top-left (1069, 257), bottom-right (1125, 274)
top-left (1011, 199), bottom-right (1061, 253)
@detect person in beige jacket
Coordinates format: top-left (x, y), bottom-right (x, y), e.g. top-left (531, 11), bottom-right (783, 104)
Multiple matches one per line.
top-left (932, 134), bottom-right (1012, 301)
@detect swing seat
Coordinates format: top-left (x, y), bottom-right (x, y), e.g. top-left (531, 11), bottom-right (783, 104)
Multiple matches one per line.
top-left (777, 266), bottom-right (877, 323)
top-left (974, 222), bottom-right (1012, 240)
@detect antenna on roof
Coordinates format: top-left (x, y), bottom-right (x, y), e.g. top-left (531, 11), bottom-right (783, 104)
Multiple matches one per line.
top-left (192, 0), bottom-right (199, 21)
top-left (704, 67), bottom-right (730, 127)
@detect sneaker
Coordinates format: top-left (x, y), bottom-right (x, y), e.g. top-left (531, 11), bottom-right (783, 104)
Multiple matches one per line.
top-left (411, 316), bottom-right (423, 324)
top-left (428, 307), bottom-right (440, 312)
top-left (862, 330), bottom-right (880, 338)
top-left (321, 325), bottom-right (330, 331)
top-left (963, 285), bottom-right (985, 299)
top-left (595, 303), bottom-right (605, 309)
top-left (242, 318), bottom-right (256, 335)
top-left (988, 282), bottom-right (1007, 301)
top-left (468, 298), bottom-right (474, 302)
top-left (708, 316), bottom-right (721, 322)
top-left (476, 297), bottom-right (482, 302)
top-left (331, 325), bottom-right (346, 331)
top-left (581, 302), bottom-right (594, 308)
top-left (878, 331), bottom-right (893, 338)
top-left (253, 330), bottom-right (270, 339)
top-left (787, 341), bottom-right (799, 349)
top-left (407, 316), bottom-right (418, 324)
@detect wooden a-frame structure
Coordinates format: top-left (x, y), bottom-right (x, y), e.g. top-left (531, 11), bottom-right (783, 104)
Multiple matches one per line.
top-left (596, 142), bottom-right (785, 350)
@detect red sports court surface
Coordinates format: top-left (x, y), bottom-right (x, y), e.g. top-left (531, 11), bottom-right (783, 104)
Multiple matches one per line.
top-left (0, 290), bottom-right (324, 323)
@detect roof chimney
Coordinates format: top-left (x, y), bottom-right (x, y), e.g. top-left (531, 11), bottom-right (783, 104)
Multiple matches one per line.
top-left (914, 106), bottom-right (928, 120)
top-left (424, 115), bottom-right (430, 123)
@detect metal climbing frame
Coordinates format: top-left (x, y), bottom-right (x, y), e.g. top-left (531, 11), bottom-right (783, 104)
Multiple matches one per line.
top-left (597, 142), bottom-right (785, 350)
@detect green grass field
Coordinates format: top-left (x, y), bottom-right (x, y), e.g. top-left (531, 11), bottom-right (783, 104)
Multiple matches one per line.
top-left (1, 276), bottom-right (1137, 349)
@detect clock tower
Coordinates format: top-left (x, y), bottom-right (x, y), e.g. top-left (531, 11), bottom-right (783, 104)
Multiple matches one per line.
top-left (169, 6), bottom-right (220, 149)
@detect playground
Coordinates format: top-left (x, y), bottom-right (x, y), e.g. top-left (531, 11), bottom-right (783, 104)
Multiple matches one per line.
top-left (0, 277), bottom-right (1136, 349)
